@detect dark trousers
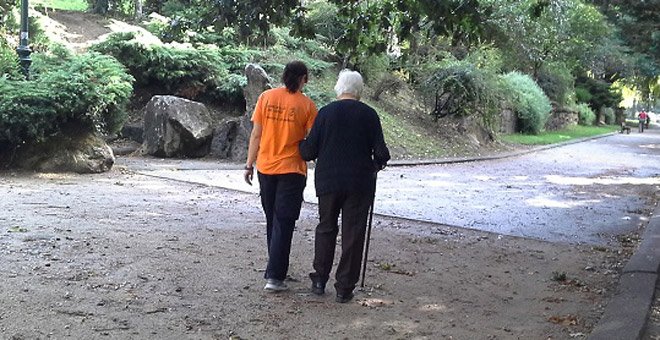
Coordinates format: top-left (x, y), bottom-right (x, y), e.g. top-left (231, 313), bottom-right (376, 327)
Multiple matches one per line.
top-left (313, 189), bottom-right (373, 295)
top-left (258, 172), bottom-right (306, 281)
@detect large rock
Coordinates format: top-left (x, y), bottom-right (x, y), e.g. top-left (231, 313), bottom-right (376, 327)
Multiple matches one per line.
top-left (227, 63), bottom-right (272, 161)
top-left (143, 95), bottom-right (214, 158)
top-left (14, 131), bottom-right (115, 173)
top-left (209, 118), bottom-right (239, 159)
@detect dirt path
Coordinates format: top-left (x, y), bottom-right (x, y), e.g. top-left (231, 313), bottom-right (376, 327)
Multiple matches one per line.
top-left (0, 169), bottom-right (633, 339)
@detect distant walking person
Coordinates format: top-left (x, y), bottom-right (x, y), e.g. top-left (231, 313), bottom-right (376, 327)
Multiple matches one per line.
top-left (299, 70), bottom-right (390, 303)
top-left (638, 110), bottom-right (648, 132)
top-left (244, 61), bottom-right (318, 292)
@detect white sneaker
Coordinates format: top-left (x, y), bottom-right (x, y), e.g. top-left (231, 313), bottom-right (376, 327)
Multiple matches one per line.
top-left (264, 279), bottom-right (288, 292)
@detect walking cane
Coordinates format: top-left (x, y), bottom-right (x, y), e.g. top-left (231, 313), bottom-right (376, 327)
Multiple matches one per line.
top-left (360, 174), bottom-right (377, 288)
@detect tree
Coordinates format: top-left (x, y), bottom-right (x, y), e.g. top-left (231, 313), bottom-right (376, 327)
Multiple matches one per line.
top-left (587, 0), bottom-right (659, 107)
top-left (0, 0), bottom-right (15, 29)
top-left (482, 0), bottom-right (610, 78)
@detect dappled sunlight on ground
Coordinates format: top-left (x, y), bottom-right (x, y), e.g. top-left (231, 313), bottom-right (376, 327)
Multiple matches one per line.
top-left (526, 196), bottom-right (601, 209)
top-left (419, 303), bottom-right (449, 312)
top-left (545, 175), bottom-right (660, 185)
top-left (640, 143), bottom-right (660, 149)
top-left (474, 175), bottom-right (496, 181)
top-left (35, 173), bottom-right (72, 180)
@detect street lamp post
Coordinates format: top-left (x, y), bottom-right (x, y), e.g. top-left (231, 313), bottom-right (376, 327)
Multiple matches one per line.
top-left (16, 0), bottom-right (31, 79)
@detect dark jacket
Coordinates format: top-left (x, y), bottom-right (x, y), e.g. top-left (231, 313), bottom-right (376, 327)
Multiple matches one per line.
top-left (299, 99), bottom-right (390, 196)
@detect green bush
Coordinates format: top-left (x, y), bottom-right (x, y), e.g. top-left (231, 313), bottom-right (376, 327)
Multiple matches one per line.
top-left (0, 52), bottom-right (134, 148)
top-left (501, 71), bottom-right (551, 135)
top-left (537, 62), bottom-right (574, 106)
top-left (0, 40), bottom-right (21, 79)
top-left (421, 59), bottom-right (500, 122)
top-left (601, 107), bottom-right (615, 124)
top-left (90, 32), bottom-right (258, 103)
top-left (575, 86), bottom-right (592, 103)
top-left (576, 103), bottom-right (596, 125)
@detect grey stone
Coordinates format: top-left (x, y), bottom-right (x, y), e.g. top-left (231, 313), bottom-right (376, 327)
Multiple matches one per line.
top-left (121, 122), bottom-right (144, 143)
top-left (143, 95), bottom-right (214, 158)
top-left (224, 64), bottom-right (272, 162)
top-left (15, 131), bottom-right (115, 173)
top-left (209, 119), bottom-right (239, 159)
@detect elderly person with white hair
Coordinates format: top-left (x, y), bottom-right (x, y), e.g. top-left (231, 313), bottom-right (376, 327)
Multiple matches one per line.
top-left (299, 69), bottom-right (390, 303)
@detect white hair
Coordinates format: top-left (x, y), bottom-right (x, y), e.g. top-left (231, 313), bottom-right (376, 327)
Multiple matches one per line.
top-left (334, 69), bottom-right (364, 99)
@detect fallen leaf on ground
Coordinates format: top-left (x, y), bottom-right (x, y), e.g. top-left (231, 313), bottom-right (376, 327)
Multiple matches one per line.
top-left (548, 314), bottom-right (578, 326)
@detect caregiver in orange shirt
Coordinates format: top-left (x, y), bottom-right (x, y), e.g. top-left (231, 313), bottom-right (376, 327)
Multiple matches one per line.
top-left (244, 61), bottom-right (318, 292)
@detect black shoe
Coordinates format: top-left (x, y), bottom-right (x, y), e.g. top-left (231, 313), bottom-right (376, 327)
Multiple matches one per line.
top-left (309, 273), bottom-right (325, 295)
top-left (335, 292), bottom-right (354, 303)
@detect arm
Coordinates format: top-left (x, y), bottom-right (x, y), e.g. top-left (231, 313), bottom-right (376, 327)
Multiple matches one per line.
top-left (244, 123), bottom-right (262, 185)
top-left (299, 116), bottom-right (321, 161)
top-left (372, 114), bottom-right (390, 170)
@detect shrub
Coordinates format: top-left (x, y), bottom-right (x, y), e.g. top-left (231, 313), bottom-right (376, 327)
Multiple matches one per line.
top-left (501, 71), bottom-right (551, 135)
top-left (0, 39), bottom-right (21, 79)
top-left (90, 32), bottom-right (258, 103)
top-left (537, 62), bottom-right (574, 106)
top-left (575, 86), bottom-right (592, 103)
top-left (601, 107), bottom-right (615, 125)
top-left (421, 60), bottom-right (500, 120)
top-left (576, 103), bottom-right (596, 125)
top-left (0, 52), bottom-right (134, 148)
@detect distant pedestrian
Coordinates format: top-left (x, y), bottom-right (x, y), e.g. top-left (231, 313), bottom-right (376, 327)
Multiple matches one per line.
top-left (639, 111), bottom-right (648, 132)
top-left (299, 70), bottom-right (390, 303)
top-left (244, 61), bottom-right (318, 292)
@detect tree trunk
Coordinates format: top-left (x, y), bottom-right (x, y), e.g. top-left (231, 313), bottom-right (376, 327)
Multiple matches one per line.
top-left (134, 0), bottom-right (143, 19)
top-left (92, 0), bottom-right (109, 15)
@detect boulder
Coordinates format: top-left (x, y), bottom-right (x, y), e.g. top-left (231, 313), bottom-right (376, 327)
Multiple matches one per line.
top-left (143, 95), bottom-right (214, 158)
top-left (208, 118), bottom-right (239, 159)
top-left (227, 64), bottom-right (272, 161)
top-left (14, 131), bottom-right (115, 173)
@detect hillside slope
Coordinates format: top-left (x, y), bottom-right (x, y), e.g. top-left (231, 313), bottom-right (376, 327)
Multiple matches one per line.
top-left (36, 9), bottom-right (514, 160)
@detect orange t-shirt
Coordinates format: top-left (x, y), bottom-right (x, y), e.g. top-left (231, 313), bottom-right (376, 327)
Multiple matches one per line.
top-left (252, 87), bottom-right (318, 176)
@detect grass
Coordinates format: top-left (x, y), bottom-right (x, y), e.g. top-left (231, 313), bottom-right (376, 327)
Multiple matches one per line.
top-left (370, 103), bottom-right (449, 159)
top-left (33, 0), bottom-right (87, 11)
top-left (500, 125), bottom-right (618, 145)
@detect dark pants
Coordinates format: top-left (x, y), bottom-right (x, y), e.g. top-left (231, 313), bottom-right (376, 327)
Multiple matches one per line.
top-left (313, 189), bottom-right (374, 295)
top-left (258, 172), bottom-right (306, 281)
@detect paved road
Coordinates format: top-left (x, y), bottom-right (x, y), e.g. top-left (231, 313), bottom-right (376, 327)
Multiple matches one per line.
top-left (121, 127), bottom-right (660, 246)
top-left (378, 130), bottom-right (659, 244)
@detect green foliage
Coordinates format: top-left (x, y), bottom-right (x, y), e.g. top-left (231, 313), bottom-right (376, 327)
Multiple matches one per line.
top-left (537, 62), bottom-right (574, 106)
top-left (575, 86), bottom-right (592, 103)
top-left (305, 1), bottom-right (343, 48)
top-left (501, 71), bottom-right (551, 134)
top-left (463, 45), bottom-right (504, 73)
top-left (421, 59), bottom-right (501, 131)
top-left (485, 0), bottom-right (610, 77)
top-left (0, 40), bottom-right (21, 79)
top-left (0, 52), bottom-right (133, 147)
top-left (148, 0), bottom-right (306, 45)
top-left (575, 75), bottom-right (623, 110)
top-left (0, 0), bottom-right (14, 30)
top-left (501, 124), bottom-right (616, 145)
top-left (601, 106), bottom-right (615, 124)
top-left (87, 0), bottom-right (136, 16)
top-left (33, 0), bottom-right (87, 11)
top-left (90, 32), bottom-right (257, 103)
top-left (575, 103), bottom-right (596, 125)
